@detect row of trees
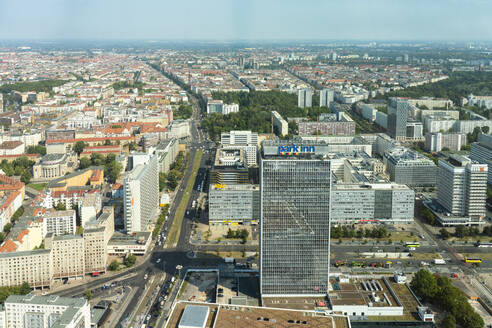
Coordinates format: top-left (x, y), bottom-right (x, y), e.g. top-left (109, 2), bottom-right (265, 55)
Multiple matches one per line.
top-left (174, 104), bottom-right (193, 119)
top-left (26, 145), bottom-right (46, 155)
top-left (0, 282), bottom-right (31, 304)
top-left (202, 91), bottom-right (332, 140)
top-left (411, 270), bottom-right (484, 328)
top-left (0, 79), bottom-right (67, 95)
top-left (331, 225), bottom-right (390, 239)
top-left (160, 151), bottom-right (186, 192)
top-left (440, 225), bottom-right (492, 240)
top-left (153, 205), bottom-right (170, 238)
top-left (79, 153), bottom-right (122, 184)
top-left (0, 157), bottom-right (35, 184)
top-left (226, 228), bottom-right (249, 244)
top-left (374, 71), bottom-right (492, 105)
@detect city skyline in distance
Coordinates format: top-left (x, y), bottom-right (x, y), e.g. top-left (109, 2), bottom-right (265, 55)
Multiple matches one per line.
top-left (1, 0), bottom-right (492, 41)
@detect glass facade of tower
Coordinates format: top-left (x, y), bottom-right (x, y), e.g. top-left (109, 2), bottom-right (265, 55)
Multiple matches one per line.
top-left (260, 158), bottom-right (331, 296)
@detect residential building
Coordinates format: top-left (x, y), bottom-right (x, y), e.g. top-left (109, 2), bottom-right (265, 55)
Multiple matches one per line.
top-left (209, 184), bottom-right (260, 225)
top-left (424, 132), bottom-right (466, 152)
top-left (0, 141), bottom-right (25, 156)
top-left (320, 88), bottom-right (334, 107)
top-left (271, 111), bottom-right (288, 136)
top-left (298, 121), bottom-right (356, 136)
top-left (0, 250), bottom-right (53, 288)
top-left (260, 141), bottom-right (331, 296)
top-left (123, 155), bottom-right (159, 234)
top-left (331, 183), bottom-right (414, 224)
top-left (470, 133), bottom-right (492, 185)
top-left (155, 138), bottom-right (179, 174)
top-left (437, 155), bottom-right (488, 219)
top-left (298, 88), bottom-right (312, 108)
top-left (43, 210), bottom-right (76, 236)
top-left (45, 234), bottom-right (85, 280)
top-left (384, 147), bottom-right (437, 187)
top-left (79, 193), bottom-right (102, 227)
top-left (4, 294), bottom-right (90, 328)
top-left (168, 120), bottom-right (190, 139)
top-left (83, 207), bottom-right (115, 275)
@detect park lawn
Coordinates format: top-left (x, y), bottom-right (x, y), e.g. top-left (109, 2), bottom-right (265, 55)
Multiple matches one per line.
top-left (27, 183), bottom-right (47, 191)
top-left (165, 150), bottom-right (202, 248)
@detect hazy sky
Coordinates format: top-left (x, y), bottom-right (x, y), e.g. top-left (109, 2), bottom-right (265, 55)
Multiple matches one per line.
top-left (1, 0), bottom-right (491, 41)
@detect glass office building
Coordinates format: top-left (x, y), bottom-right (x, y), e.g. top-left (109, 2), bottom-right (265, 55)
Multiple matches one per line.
top-left (260, 156), bottom-right (331, 297)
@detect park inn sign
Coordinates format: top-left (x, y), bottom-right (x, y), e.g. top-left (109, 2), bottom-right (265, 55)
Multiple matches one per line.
top-left (277, 144), bottom-right (315, 155)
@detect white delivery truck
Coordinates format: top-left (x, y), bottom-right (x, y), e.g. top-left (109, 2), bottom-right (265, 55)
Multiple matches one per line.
top-left (434, 259), bottom-right (446, 265)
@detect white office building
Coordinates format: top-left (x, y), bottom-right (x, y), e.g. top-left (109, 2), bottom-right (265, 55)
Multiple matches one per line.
top-left (470, 133), bottom-right (492, 185)
top-left (221, 131), bottom-right (258, 146)
top-left (124, 155), bottom-right (159, 234)
top-left (437, 155), bottom-right (488, 219)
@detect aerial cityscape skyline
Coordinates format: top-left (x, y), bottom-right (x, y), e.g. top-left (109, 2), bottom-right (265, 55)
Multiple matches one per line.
top-left (0, 2), bottom-right (492, 327)
top-left (1, 0), bottom-right (492, 41)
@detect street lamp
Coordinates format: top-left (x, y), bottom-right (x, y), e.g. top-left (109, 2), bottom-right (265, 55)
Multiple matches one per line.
top-left (176, 265), bottom-right (183, 279)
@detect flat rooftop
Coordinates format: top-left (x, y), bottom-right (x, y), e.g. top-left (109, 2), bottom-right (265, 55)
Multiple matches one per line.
top-left (165, 302), bottom-right (349, 328)
top-left (328, 278), bottom-right (399, 308)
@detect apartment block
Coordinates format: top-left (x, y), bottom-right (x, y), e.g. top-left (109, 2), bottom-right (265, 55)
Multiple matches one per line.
top-left (4, 294), bottom-right (90, 328)
top-left (424, 132), bottom-right (466, 152)
top-left (43, 210), bottom-right (76, 236)
top-left (320, 88), bottom-right (334, 107)
top-left (124, 155), bottom-right (159, 234)
top-left (0, 250), bottom-right (53, 288)
top-left (298, 88), bottom-right (312, 108)
top-left (271, 111), bottom-right (288, 136)
top-left (45, 234), bottom-right (85, 280)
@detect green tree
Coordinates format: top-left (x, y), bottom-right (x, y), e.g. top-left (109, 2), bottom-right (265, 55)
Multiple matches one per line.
top-left (26, 145), bottom-right (46, 155)
top-left (124, 253), bottom-right (137, 267)
top-left (20, 170), bottom-right (31, 184)
top-left (104, 139), bottom-right (111, 145)
top-left (440, 228), bottom-right (451, 240)
top-left (159, 173), bottom-right (167, 192)
top-left (0, 232), bottom-right (4, 243)
top-left (79, 157), bottom-right (91, 169)
top-left (3, 223), bottom-right (12, 234)
top-left (455, 226), bottom-right (466, 238)
top-left (54, 202), bottom-right (66, 211)
top-left (108, 260), bottom-right (120, 271)
top-left (441, 314), bottom-right (456, 328)
top-left (73, 141), bottom-right (86, 155)
top-left (410, 269), bottom-right (438, 302)
top-left (85, 289), bottom-right (92, 300)
top-left (19, 282), bottom-right (31, 295)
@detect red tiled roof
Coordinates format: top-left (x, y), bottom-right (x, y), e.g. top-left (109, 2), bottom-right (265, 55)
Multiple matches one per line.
top-left (46, 136), bottom-right (135, 144)
top-left (0, 239), bottom-right (17, 253)
top-left (0, 141), bottom-right (23, 149)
